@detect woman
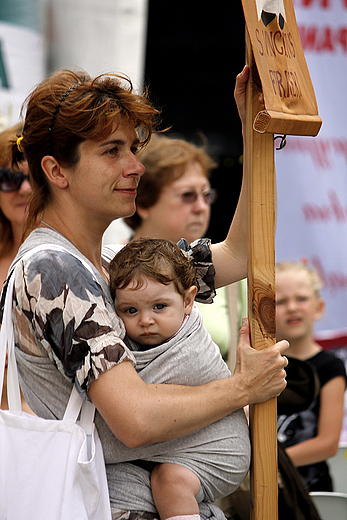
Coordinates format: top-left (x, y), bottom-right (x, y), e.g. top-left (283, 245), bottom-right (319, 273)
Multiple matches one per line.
top-left (124, 133), bottom-right (245, 364)
top-left (7, 66), bottom-right (288, 519)
top-left (0, 123), bottom-right (33, 413)
top-left (0, 124), bottom-right (31, 286)
top-left (125, 133), bottom-right (217, 246)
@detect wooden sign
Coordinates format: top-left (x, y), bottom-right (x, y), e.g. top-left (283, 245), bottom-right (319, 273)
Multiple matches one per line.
top-left (242, 0), bottom-right (322, 136)
top-left (239, 1), bottom-right (322, 519)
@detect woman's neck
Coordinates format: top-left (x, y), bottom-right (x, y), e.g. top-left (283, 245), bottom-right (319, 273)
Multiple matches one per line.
top-left (11, 221), bottom-right (24, 251)
top-left (131, 223), bottom-right (158, 241)
top-left (132, 224), bottom-right (181, 244)
top-left (40, 208), bottom-right (107, 280)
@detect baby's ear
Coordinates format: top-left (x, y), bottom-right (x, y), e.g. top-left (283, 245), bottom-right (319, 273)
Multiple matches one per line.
top-left (184, 286), bottom-right (198, 314)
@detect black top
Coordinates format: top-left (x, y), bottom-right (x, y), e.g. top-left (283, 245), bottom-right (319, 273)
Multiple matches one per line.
top-left (278, 350), bottom-right (347, 491)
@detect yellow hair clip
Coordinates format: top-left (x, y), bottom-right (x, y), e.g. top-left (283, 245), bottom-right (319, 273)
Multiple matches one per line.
top-left (16, 136), bottom-right (23, 153)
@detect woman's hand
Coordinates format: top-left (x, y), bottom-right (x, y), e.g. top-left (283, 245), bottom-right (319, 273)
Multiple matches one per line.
top-left (234, 64), bottom-right (265, 126)
top-left (212, 65), bottom-right (267, 288)
top-left (234, 65), bottom-right (250, 126)
top-left (232, 318), bottom-right (289, 405)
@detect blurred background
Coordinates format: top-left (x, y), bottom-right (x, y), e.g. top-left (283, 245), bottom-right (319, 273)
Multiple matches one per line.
top-left (0, 0), bottom-right (246, 244)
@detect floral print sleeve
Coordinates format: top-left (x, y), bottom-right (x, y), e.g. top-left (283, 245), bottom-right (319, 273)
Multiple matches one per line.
top-left (177, 238), bottom-right (216, 304)
top-left (12, 250), bottom-right (135, 397)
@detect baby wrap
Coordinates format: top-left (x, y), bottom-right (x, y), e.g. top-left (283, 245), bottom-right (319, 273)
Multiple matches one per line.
top-left (106, 304), bottom-right (251, 511)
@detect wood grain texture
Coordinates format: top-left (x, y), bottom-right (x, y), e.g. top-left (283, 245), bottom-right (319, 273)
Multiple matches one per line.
top-left (245, 28), bottom-right (278, 520)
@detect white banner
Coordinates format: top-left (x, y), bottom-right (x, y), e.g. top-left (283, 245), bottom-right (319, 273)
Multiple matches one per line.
top-left (275, 0), bottom-right (347, 349)
top-left (0, 21), bottom-right (45, 130)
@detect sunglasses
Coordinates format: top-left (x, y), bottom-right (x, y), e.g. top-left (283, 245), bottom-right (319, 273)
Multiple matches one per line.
top-left (174, 189), bottom-right (217, 205)
top-left (0, 168), bottom-right (30, 192)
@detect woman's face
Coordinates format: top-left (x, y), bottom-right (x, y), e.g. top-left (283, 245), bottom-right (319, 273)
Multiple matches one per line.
top-left (0, 162), bottom-right (31, 227)
top-left (137, 162), bottom-right (212, 244)
top-left (64, 122), bottom-right (145, 225)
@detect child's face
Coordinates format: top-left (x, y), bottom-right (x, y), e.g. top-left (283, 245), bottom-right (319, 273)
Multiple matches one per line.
top-left (114, 278), bottom-right (196, 346)
top-left (276, 269), bottom-right (324, 342)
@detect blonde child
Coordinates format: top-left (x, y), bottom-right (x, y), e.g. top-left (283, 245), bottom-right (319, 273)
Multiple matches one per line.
top-left (276, 260), bottom-right (346, 491)
top-left (109, 237), bottom-right (250, 520)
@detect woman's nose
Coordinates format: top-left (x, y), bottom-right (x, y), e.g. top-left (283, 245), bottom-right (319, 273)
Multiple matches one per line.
top-left (125, 154), bottom-right (145, 178)
top-left (191, 194), bottom-right (210, 211)
top-left (19, 179), bottom-right (32, 195)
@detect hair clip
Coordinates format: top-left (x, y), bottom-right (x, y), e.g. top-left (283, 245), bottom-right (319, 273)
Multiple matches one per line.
top-left (48, 83), bottom-right (81, 154)
top-left (16, 136), bottom-right (23, 153)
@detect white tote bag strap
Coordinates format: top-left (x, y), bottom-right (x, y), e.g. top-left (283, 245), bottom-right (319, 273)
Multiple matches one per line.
top-left (0, 271), bottom-right (21, 413)
top-left (63, 385), bottom-right (96, 432)
top-left (1, 243), bottom-right (99, 427)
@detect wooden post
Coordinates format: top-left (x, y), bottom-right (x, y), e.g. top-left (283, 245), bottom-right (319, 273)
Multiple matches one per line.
top-left (244, 29), bottom-right (278, 520)
top-left (240, 1), bottom-right (321, 517)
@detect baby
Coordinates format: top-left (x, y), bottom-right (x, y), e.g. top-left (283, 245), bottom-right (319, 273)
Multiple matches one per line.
top-left (109, 237), bottom-right (250, 520)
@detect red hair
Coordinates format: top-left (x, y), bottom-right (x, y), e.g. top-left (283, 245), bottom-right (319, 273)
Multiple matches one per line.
top-left (11, 69), bottom-right (160, 237)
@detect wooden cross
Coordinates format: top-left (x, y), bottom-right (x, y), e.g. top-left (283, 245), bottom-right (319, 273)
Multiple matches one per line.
top-left (240, 1), bottom-right (321, 518)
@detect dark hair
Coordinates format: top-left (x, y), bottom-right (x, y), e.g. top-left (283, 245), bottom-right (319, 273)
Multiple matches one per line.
top-left (124, 134), bottom-right (217, 231)
top-left (109, 237), bottom-right (197, 300)
top-left (10, 69), bottom-right (160, 237)
top-left (0, 123), bottom-right (23, 256)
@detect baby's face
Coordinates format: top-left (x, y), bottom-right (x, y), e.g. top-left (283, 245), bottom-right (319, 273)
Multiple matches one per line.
top-left (114, 278), bottom-right (192, 346)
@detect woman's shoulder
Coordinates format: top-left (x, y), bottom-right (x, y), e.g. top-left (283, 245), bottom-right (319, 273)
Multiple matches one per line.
top-left (10, 229), bottom-right (111, 305)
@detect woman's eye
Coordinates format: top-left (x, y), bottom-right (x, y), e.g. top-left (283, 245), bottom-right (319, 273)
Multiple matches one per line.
top-left (181, 191), bottom-right (196, 203)
top-left (107, 147), bottom-right (118, 155)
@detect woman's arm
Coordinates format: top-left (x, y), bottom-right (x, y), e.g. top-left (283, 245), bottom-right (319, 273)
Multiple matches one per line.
top-left (285, 376), bottom-right (346, 467)
top-left (211, 66), bottom-right (249, 288)
top-left (211, 65), bottom-right (265, 288)
top-left (88, 319), bottom-right (289, 448)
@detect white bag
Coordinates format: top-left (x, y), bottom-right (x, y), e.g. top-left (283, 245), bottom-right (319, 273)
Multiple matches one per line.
top-left (0, 246), bottom-right (112, 520)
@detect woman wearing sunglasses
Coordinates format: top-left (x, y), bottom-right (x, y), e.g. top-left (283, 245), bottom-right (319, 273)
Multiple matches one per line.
top-left (0, 124), bottom-right (31, 286)
top-left (0, 123), bottom-right (33, 414)
top-left (125, 133), bottom-right (217, 246)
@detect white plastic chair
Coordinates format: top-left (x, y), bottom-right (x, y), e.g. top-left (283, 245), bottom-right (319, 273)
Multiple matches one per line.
top-left (328, 444), bottom-right (347, 493)
top-left (310, 491), bottom-right (347, 520)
